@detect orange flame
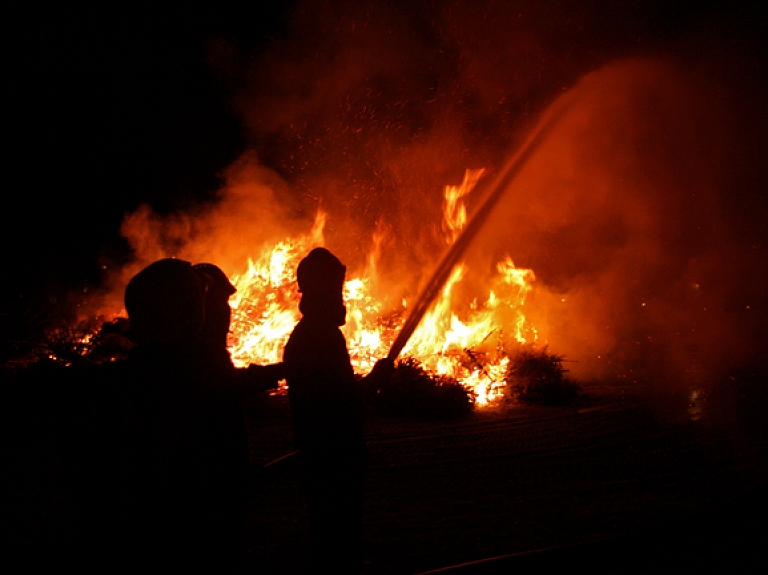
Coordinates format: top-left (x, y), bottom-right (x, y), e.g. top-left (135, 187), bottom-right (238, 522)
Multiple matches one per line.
top-left (226, 170), bottom-right (536, 405)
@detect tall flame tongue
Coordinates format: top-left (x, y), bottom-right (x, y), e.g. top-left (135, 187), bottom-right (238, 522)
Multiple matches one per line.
top-left (227, 170), bottom-right (536, 405)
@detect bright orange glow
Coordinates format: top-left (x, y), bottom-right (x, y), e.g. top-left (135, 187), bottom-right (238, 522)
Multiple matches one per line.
top-left (227, 170), bottom-right (536, 405)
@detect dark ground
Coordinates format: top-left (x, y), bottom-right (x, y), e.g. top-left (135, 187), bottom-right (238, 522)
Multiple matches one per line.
top-left (7, 379), bottom-right (768, 573)
top-left (244, 384), bottom-right (768, 574)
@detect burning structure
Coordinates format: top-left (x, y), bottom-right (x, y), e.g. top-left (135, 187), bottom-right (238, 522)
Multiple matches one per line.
top-left (69, 1), bottom-right (766, 406)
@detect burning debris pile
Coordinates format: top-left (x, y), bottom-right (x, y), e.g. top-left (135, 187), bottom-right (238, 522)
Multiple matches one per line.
top-left (0, 308), bottom-right (132, 371)
top-left (218, 168), bottom-right (539, 406)
top-left (28, 168), bottom-right (539, 410)
top-left (27, 2), bottom-right (767, 413)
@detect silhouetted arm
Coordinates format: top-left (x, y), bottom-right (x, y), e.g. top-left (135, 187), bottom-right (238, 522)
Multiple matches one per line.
top-left (236, 362), bottom-right (286, 396)
top-left (359, 357), bottom-right (395, 394)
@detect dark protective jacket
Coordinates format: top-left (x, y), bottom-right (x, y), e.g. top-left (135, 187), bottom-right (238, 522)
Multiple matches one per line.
top-left (117, 341), bottom-right (247, 571)
top-left (283, 316), bottom-right (366, 463)
top-left (283, 314), bottom-right (368, 573)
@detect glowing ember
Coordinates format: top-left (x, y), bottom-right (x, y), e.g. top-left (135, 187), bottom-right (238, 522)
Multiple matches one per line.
top-left (227, 170), bottom-right (536, 405)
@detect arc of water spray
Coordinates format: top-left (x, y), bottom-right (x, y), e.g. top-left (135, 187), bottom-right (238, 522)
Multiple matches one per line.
top-left (386, 98), bottom-right (574, 362)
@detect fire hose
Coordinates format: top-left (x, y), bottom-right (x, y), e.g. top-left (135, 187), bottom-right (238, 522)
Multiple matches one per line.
top-left (386, 96), bottom-right (573, 362)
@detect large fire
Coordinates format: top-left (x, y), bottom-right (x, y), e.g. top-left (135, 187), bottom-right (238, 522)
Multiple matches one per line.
top-left (228, 169), bottom-right (536, 405)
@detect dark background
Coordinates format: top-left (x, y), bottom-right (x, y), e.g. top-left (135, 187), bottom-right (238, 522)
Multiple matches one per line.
top-left (3, 1), bottom-right (761, 320)
top-left (4, 3), bottom-right (293, 309)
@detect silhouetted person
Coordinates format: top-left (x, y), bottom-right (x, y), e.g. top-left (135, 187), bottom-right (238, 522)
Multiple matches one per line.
top-left (118, 258), bottom-right (279, 573)
top-left (192, 262), bottom-right (285, 501)
top-left (283, 247), bottom-right (393, 573)
top-left (192, 262), bottom-right (284, 392)
top-left (194, 262), bottom-right (237, 355)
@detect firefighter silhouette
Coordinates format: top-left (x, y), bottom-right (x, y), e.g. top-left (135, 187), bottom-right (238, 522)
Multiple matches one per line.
top-left (283, 247), bottom-right (393, 572)
top-left (118, 258), bottom-right (282, 572)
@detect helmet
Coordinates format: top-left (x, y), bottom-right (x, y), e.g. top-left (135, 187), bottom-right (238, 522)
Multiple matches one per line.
top-left (192, 262), bottom-right (236, 345)
top-left (192, 263), bottom-right (236, 299)
top-left (296, 247), bottom-right (346, 294)
top-left (124, 258), bottom-right (205, 344)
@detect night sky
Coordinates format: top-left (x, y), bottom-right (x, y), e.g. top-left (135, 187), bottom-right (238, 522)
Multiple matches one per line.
top-left (4, 1), bottom-right (764, 320)
top-left (5, 3), bottom-right (292, 307)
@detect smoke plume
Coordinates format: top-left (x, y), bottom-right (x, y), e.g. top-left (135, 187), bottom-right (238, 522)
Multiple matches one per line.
top-left (114, 0), bottom-right (767, 386)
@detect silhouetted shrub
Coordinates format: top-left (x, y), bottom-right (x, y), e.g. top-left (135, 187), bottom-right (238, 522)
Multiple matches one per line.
top-left (505, 346), bottom-right (579, 405)
top-left (374, 357), bottom-right (474, 419)
top-left (3, 317), bottom-right (134, 370)
top-left (85, 318), bottom-right (133, 363)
